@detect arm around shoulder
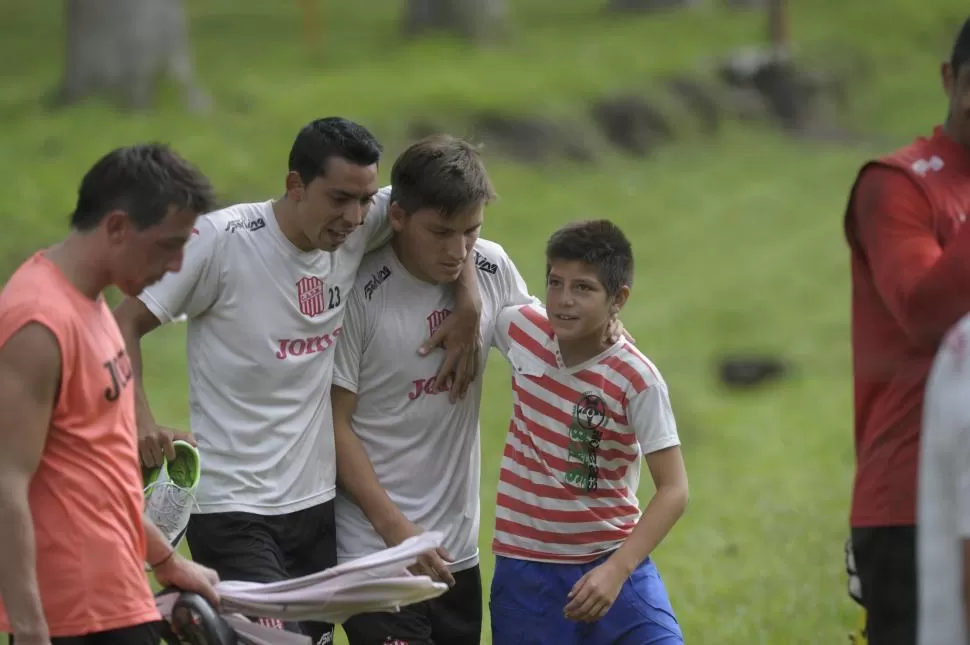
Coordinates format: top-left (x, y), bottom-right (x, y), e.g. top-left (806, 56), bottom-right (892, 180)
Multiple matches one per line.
top-left (0, 322), bottom-right (61, 639)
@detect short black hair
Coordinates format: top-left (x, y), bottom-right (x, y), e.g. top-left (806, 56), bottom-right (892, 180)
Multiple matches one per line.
top-left (390, 134), bottom-right (497, 217)
top-left (545, 219), bottom-right (634, 296)
top-left (952, 17), bottom-right (970, 73)
top-left (288, 117), bottom-right (383, 185)
top-left (71, 143), bottom-right (216, 232)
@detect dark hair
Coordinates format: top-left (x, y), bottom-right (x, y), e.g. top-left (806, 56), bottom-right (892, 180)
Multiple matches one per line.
top-left (288, 117), bottom-right (383, 185)
top-left (71, 143), bottom-right (216, 232)
top-left (545, 219), bottom-right (634, 296)
top-left (952, 18), bottom-right (970, 73)
top-left (390, 134), bottom-right (497, 217)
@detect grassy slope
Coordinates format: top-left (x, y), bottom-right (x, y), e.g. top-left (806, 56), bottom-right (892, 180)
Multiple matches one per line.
top-left (1, 1), bottom-right (966, 643)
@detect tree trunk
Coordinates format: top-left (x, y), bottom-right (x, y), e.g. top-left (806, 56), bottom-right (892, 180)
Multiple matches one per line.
top-left (54, 0), bottom-right (209, 112)
top-left (403, 0), bottom-right (506, 43)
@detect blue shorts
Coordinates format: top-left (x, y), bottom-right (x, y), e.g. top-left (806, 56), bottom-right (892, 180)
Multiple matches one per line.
top-left (489, 554), bottom-right (683, 645)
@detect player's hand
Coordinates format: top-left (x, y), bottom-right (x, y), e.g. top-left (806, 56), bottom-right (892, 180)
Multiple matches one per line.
top-left (153, 553), bottom-right (221, 609)
top-left (139, 424), bottom-right (196, 468)
top-left (605, 316), bottom-right (635, 345)
top-left (418, 303), bottom-right (482, 404)
top-left (382, 518), bottom-right (456, 587)
top-left (563, 559), bottom-right (627, 623)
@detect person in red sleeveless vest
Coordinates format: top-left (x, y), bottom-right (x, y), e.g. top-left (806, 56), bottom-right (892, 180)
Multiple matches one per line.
top-left (0, 144), bottom-right (222, 645)
top-left (843, 17), bottom-right (970, 645)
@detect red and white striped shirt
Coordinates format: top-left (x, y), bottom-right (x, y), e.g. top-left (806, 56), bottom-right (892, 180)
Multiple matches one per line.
top-left (491, 304), bottom-right (681, 563)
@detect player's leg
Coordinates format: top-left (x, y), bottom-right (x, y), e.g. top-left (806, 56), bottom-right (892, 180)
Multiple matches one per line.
top-left (185, 511), bottom-right (302, 633)
top-left (427, 565), bottom-right (483, 645)
top-left (281, 500), bottom-right (338, 645)
top-left (489, 555), bottom-right (580, 645)
top-left (342, 603), bottom-right (434, 645)
top-left (850, 526), bottom-right (916, 645)
top-left (593, 557), bottom-right (683, 645)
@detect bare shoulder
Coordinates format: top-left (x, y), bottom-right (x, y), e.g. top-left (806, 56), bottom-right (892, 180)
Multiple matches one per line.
top-left (0, 321), bottom-right (61, 393)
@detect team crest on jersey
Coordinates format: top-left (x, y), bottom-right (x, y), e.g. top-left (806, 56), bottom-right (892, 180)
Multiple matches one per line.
top-left (574, 392), bottom-right (608, 430)
top-left (426, 308), bottom-right (452, 336)
top-left (297, 276), bottom-right (326, 317)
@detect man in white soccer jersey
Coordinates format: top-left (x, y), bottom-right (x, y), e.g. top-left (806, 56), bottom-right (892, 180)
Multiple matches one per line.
top-left (488, 220), bottom-right (689, 645)
top-left (112, 118), bottom-right (484, 645)
top-left (329, 134), bottom-right (537, 645)
top-left (917, 314), bottom-right (970, 645)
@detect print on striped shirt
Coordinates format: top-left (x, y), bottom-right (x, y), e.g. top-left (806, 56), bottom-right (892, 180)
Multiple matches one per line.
top-left (566, 392), bottom-right (608, 492)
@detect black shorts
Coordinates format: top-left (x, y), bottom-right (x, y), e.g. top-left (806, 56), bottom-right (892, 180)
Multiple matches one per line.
top-left (9, 622), bottom-right (162, 645)
top-left (186, 500), bottom-right (337, 645)
top-left (850, 525), bottom-right (916, 645)
top-left (342, 565), bottom-right (482, 645)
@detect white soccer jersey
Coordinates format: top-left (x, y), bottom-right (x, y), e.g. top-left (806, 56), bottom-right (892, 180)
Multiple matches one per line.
top-left (490, 303), bottom-right (680, 563)
top-left (918, 315), bottom-right (970, 645)
top-left (332, 239), bottom-right (534, 572)
top-left (138, 188), bottom-right (392, 515)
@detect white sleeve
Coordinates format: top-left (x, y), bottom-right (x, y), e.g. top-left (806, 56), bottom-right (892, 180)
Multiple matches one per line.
top-left (501, 252), bottom-right (539, 309)
top-left (137, 217), bottom-right (222, 323)
top-left (364, 186), bottom-right (393, 253)
top-left (626, 382), bottom-right (681, 455)
top-left (332, 288), bottom-right (369, 394)
top-left (491, 306), bottom-right (520, 360)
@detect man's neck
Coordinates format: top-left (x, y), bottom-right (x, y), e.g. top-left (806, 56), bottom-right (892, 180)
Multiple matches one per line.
top-left (390, 235), bottom-right (436, 284)
top-left (44, 233), bottom-right (110, 301)
top-left (272, 196), bottom-right (315, 252)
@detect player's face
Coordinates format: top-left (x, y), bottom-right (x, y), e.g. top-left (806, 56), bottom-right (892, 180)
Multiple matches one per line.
top-left (943, 61), bottom-right (970, 148)
top-left (107, 206), bottom-right (198, 296)
top-left (546, 260), bottom-right (628, 343)
top-left (289, 157), bottom-right (380, 252)
top-left (391, 203), bottom-right (483, 283)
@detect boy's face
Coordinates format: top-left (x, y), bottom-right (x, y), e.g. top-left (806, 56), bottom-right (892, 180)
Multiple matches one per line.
top-left (390, 202), bottom-right (483, 283)
top-left (546, 259), bottom-right (628, 343)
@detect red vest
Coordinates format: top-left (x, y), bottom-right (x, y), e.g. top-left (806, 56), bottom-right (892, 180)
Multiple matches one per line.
top-left (846, 126), bottom-right (970, 527)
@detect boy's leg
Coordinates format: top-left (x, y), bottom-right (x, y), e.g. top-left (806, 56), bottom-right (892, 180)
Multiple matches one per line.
top-left (428, 565), bottom-right (483, 645)
top-left (282, 500), bottom-right (338, 645)
top-left (185, 511), bottom-right (302, 634)
top-left (488, 556), bottom-right (582, 645)
top-left (342, 602), bottom-right (433, 645)
top-left (593, 557), bottom-right (683, 645)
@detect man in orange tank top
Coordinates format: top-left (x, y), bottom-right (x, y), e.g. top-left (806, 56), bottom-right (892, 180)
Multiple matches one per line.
top-left (0, 144), bottom-right (222, 645)
top-left (843, 18), bottom-right (970, 645)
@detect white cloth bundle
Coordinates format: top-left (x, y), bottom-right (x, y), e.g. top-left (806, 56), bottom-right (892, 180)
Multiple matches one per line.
top-left (156, 532), bottom-right (450, 645)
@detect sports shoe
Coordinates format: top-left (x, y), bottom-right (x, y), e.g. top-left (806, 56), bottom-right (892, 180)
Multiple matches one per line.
top-left (144, 440), bottom-right (201, 548)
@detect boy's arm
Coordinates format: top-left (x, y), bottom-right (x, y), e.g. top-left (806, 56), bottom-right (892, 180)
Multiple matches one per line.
top-left (0, 323), bottom-right (59, 641)
top-left (565, 383), bottom-right (688, 623)
top-left (113, 220), bottom-right (222, 467)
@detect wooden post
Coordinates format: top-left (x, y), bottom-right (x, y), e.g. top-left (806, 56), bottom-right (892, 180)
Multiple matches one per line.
top-left (768, 0), bottom-right (790, 58)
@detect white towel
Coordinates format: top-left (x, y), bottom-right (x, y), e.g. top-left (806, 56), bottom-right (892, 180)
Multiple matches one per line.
top-left (156, 532), bottom-right (450, 645)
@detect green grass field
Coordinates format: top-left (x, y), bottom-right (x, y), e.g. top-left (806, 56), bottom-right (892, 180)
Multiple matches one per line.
top-left (2, 0), bottom-right (967, 642)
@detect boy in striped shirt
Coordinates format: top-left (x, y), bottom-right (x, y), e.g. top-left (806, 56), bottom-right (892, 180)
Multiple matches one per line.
top-left (489, 219), bottom-right (689, 645)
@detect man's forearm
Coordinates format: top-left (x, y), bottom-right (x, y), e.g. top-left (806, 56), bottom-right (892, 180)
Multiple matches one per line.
top-left (608, 485), bottom-right (688, 576)
top-left (144, 514), bottom-right (176, 566)
top-left (120, 325), bottom-right (158, 432)
top-left (455, 251), bottom-right (482, 313)
top-left (0, 482), bottom-right (47, 637)
top-left (334, 421), bottom-right (407, 543)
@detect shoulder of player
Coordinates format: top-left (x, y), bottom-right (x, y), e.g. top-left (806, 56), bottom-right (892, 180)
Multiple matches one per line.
top-left (195, 201), bottom-right (273, 241)
top-left (352, 247), bottom-right (396, 304)
top-left (471, 238), bottom-right (513, 279)
top-left (606, 341), bottom-right (667, 398)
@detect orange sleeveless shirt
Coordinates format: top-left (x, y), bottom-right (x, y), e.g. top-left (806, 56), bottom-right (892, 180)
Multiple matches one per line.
top-left (0, 252), bottom-right (159, 636)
